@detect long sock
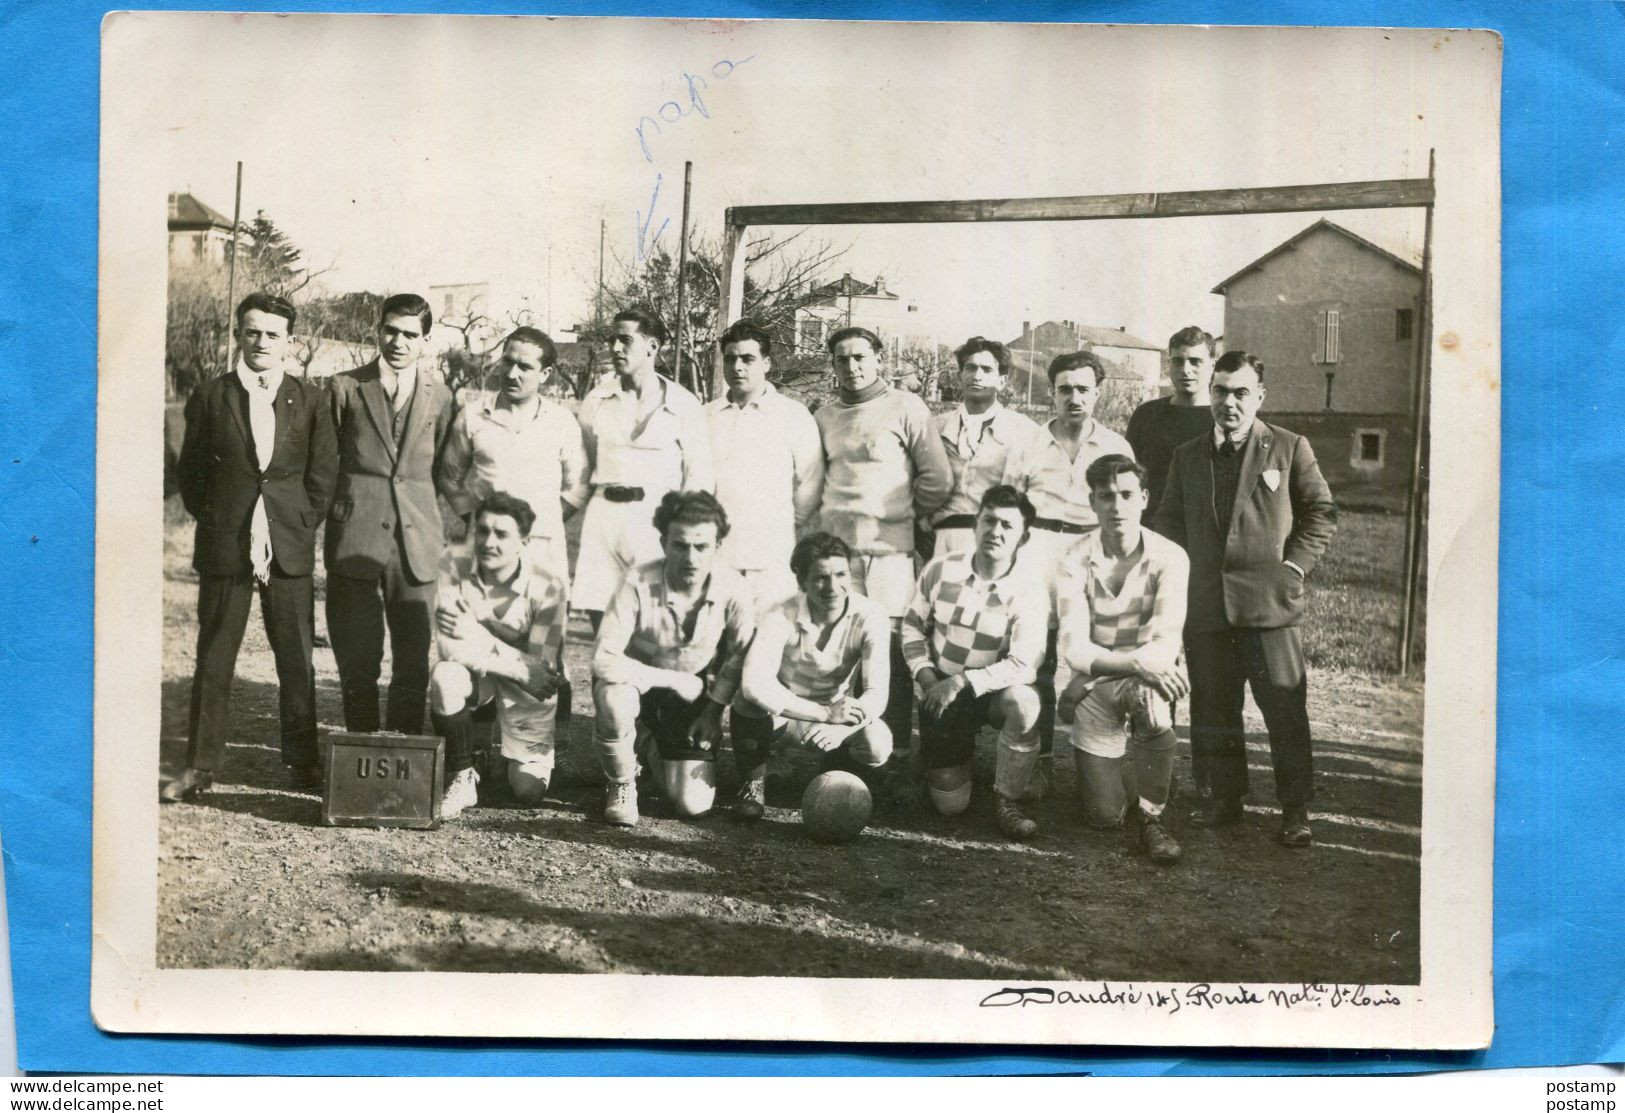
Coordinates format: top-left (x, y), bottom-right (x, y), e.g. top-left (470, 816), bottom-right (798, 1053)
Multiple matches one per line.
top-left (1132, 727), bottom-right (1178, 811)
top-left (994, 726), bottom-right (1041, 800)
top-left (432, 707), bottom-right (474, 774)
top-left (595, 728), bottom-right (637, 783)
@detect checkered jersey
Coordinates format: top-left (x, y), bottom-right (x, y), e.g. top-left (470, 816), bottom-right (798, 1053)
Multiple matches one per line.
top-left (436, 548), bottom-right (569, 696)
top-left (901, 550), bottom-right (1048, 695)
top-left (592, 559), bottom-right (755, 704)
top-left (740, 592), bottom-right (891, 719)
top-left (1057, 528), bottom-right (1189, 677)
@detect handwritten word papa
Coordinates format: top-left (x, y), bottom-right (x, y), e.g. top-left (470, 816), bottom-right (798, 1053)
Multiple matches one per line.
top-left (634, 55), bottom-right (756, 165)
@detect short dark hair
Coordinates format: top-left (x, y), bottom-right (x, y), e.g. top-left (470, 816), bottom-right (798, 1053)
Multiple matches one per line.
top-left (1047, 349), bottom-right (1104, 387)
top-left (652, 489), bottom-right (730, 541)
top-left (1214, 350), bottom-right (1265, 383)
top-left (235, 291), bottom-right (296, 332)
top-left (977, 483), bottom-right (1036, 529)
top-left (718, 319), bottom-right (773, 358)
top-left (954, 336), bottom-right (1011, 374)
top-left (789, 532), bottom-right (852, 584)
top-left (380, 293), bottom-right (433, 334)
top-left (826, 326), bottom-right (883, 356)
top-left (505, 327), bottom-right (557, 369)
top-left (1084, 453), bottom-right (1148, 493)
top-left (474, 491), bottom-right (536, 537)
top-left (613, 307), bottom-right (667, 346)
top-left (1168, 326), bottom-right (1216, 355)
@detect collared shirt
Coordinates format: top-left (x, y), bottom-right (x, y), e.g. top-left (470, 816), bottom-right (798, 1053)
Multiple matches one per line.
top-left (233, 359), bottom-right (285, 470)
top-left (931, 402), bottom-right (1041, 522)
top-left (1212, 422), bottom-right (1254, 453)
top-left (1057, 528), bottom-right (1189, 678)
top-left (440, 394), bottom-right (589, 541)
top-left (378, 360), bottom-right (417, 412)
top-left (740, 592), bottom-right (891, 718)
top-left (436, 548), bottom-right (569, 695)
top-left (1002, 417), bottom-right (1135, 528)
top-left (579, 372), bottom-right (712, 495)
top-left (706, 384), bottom-right (823, 571)
top-left (900, 549), bottom-right (1049, 695)
top-left (592, 559), bottom-right (754, 704)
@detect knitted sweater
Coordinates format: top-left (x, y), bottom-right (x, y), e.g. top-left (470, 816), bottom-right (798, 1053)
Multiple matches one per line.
top-left (814, 387), bottom-right (952, 555)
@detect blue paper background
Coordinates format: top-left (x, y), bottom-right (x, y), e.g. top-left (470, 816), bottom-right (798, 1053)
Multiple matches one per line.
top-left (1, 0), bottom-right (1619, 1075)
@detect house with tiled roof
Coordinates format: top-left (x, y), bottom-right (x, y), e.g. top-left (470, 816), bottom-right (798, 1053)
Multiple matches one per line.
top-left (167, 191), bottom-right (240, 268)
top-left (1004, 319), bottom-right (1164, 405)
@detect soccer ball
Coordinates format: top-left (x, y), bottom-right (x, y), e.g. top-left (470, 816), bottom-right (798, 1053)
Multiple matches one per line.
top-left (800, 771), bottom-right (873, 843)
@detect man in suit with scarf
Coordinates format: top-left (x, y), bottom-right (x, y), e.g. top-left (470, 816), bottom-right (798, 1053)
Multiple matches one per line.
top-left (1154, 350), bottom-right (1336, 847)
top-left (325, 293), bottom-right (455, 735)
top-left (163, 292), bottom-right (338, 801)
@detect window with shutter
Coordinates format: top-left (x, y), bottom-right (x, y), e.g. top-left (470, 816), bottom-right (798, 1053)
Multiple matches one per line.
top-left (1314, 309), bottom-right (1328, 363)
top-left (1396, 308), bottom-right (1414, 340)
top-left (1326, 309), bottom-right (1342, 363)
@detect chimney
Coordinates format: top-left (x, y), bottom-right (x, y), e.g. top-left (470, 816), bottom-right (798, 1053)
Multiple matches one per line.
top-left (1119, 325), bottom-right (1127, 332)
top-left (874, 275), bottom-right (886, 294)
top-left (1022, 320), bottom-right (1031, 336)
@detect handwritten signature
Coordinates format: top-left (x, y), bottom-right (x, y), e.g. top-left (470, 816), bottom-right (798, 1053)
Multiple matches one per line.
top-left (633, 55), bottom-right (756, 261)
top-left (978, 982), bottom-right (1403, 1014)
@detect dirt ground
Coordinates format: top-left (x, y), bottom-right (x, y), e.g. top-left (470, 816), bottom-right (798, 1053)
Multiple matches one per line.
top-left (157, 520), bottom-right (1422, 984)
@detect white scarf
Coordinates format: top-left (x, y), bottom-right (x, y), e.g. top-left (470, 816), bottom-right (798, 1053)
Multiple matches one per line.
top-left (234, 359), bottom-right (284, 584)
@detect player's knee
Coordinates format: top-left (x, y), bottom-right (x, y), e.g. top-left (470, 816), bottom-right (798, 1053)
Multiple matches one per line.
top-left (593, 682), bottom-right (640, 732)
top-left (663, 760), bottom-right (718, 817)
top-left (1084, 800), bottom-right (1128, 828)
top-left (429, 661), bottom-right (474, 715)
top-left (927, 765), bottom-right (972, 816)
top-left (852, 721), bottom-right (893, 768)
top-left (506, 759), bottom-right (551, 805)
top-left (998, 685), bottom-right (1042, 732)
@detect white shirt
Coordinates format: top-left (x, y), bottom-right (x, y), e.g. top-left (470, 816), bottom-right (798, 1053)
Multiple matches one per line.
top-left (706, 384), bottom-right (823, 571)
top-left (1001, 417), bottom-right (1135, 528)
top-left (233, 359), bottom-right (284, 582)
top-left (579, 372), bottom-right (712, 495)
top-left (378, 360), bottom-right (417, 412)
top-left (441, 394), bottom-right (589, 542)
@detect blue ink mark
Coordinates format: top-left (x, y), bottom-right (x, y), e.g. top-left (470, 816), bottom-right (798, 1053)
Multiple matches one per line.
top-left (635, 55), bottom-right (756, 164)
top-left (636, 173), bottom-right (670, 261)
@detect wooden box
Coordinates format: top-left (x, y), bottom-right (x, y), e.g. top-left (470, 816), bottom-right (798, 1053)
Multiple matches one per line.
top-left (321, 731), bottom-right (445, 830)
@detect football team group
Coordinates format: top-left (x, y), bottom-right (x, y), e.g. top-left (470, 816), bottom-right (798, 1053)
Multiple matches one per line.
top-left (163, 290), bottom-right (1336, 867)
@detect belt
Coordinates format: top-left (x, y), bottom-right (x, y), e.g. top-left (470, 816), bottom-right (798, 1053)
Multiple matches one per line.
top-left (599, 484), bottom-right (645, 503)
top-left (1032, 517), bottom-right (1092, 535)
top-left (933, 514), bottom-right (977, 531)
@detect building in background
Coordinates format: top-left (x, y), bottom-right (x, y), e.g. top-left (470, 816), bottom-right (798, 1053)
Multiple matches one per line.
top-left (167, 192), bottom-right (240, 268)
top-left (1003, 320), bottom-right (1163, 430)
top-left (1213, 219), bottom-right (1423, 508)
top-left (792, 273), bottom-right (936, 382)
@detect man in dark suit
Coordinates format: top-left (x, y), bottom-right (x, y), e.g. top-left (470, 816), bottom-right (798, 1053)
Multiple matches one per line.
top-left (1154, 350), bottom-right (1336, 846)
top-left (163, 292), bottom-right (338, 801)
top-left (325, 293), bottom-right (455, 734)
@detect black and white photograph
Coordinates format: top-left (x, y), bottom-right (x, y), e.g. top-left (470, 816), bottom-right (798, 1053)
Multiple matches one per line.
top-left (94, 13), bottom-right (1499, 1047)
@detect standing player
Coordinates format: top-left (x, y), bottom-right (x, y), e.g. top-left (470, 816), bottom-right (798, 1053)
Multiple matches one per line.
top-left (706, 319), bottom-right (823, 612)
top-left (575, 308), bottom-right (713, 628)
top-left (164, 293), bottom-right (338, 801)
top-left (430, 493), bottom-right (569, 818)
top-left (815, 326), bottom-right (953, 782)
top-left (1155, 351), bottom-right (1337, 846)
top-left (731, 533), bottom-right (894, 820)
top-left (591, 491), bottom-right (754, 825)
top-left (1056, 455), bottom-right (1191, 865)
top-left (901, 485), bottom-right (1048, 840)
top-left (928, 336), bottom-right (1040, 556)
top-left (1126, 326), bottom-right (1217, 527)
top-left (325, 293), bottom-right (455, 735)
top-left (1000, 349), bottom-right (1135, 792)
top-left (1125, 327), bottom-right (1217, 798)
top-left (439, 327), bottom-right (588, 584)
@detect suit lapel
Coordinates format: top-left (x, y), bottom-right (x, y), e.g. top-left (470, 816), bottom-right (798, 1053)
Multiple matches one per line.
top-left (222, 376), bottom-right (255, 468)
top-left (269, 376), bottom-right (298, 467)
top-left (359, 361), bottom-right (399, 465)
top-left (401, 374), bottom-right (436, 467)
top-left (1193, 439), bottom-right (1220, 537)
top-left (1226, 422), bottom-right (1273, 540)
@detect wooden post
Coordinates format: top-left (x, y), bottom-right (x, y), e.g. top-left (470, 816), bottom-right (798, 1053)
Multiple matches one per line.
top-left (222, 161), bottom-right (243, 377)
top-left (1398, 152), bottom-right (1436, 674)
top-left (712, 214), bottom-right (748, 398)
top-left (674, 161), bottom-right (694, 395)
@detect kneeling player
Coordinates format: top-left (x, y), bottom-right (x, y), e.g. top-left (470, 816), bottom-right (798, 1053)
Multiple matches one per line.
top-left (1056, 455), bottom-right (1190, 864)
top-left (431, 493), bottom-right (569, 819)
top-left (901, 485), bottom-right (1049, 840)
top-left (591, 491), bottom-right (754, 825)
top-left (731, 532), bottom-right (894, 820)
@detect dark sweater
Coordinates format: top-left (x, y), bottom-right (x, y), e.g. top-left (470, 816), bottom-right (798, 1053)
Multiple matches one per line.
top-left (1126, 396), bottom-right (1214, 524)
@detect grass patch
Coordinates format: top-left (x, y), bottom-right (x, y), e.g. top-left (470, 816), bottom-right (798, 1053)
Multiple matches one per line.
top-left (1303, 510), bottom-right (1426, 674)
